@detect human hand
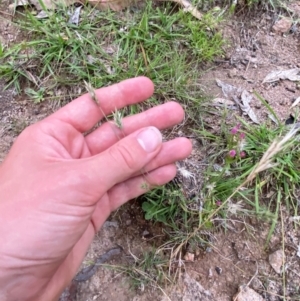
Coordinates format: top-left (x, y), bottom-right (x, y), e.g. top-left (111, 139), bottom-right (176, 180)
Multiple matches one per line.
top-left (0, 77), bottom-right (192, 301)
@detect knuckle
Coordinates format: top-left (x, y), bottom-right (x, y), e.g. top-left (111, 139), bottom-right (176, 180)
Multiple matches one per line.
top-left (109, 143), bottom-right (137, 172)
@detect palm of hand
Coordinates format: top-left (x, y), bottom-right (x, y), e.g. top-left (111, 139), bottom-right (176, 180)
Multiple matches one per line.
top-left (0, 78), bottom-right (191, 301)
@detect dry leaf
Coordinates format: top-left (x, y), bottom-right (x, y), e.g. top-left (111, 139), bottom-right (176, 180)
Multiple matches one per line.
top-left (8, 0), bottom-right (29, 11)
top-left (175, 0), bottom-right (202, 20)
top-left (91, 0), bottom-right (203, 15)
top-left (212, 98), bottom-right (235, 106)
top-left (263, 68), bottom-right (300, 83)
top-left (290, 96), bottom-right (300, 109)
top-left (9, 0), bottom-right (136, 13)
top-left (268, 114), bottom-right (279, 125)
top-left (269, 249), bottom-right (284, 274)
top-left (240, 90), bottom-right (259, 124)
top-left (36, 10), bottom-right (49, 19)
top-left (89, 0), bottom-right (134, 11)
top-left (68, 6), bottom-right (82, 25)
top-left (216, 79), bottom-right (259, 124)
top-left (10, 0), bottom-right (79, 11)
top-left (216, 78), bottom-right (242, 98)
top-left (10, 0), bottom-right (203, 17)
top-left (212, 98), bottom-right (237, 110)
top-left (28, 0), bottom-right (56, 10)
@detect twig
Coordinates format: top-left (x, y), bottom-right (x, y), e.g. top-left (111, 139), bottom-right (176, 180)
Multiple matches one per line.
top-left (246, 262), bottom-right (258, 287)
top-left (0, 10), bottom-right (13, 17)
top-left (280, 205), bottom-right (286, 301)
top-left (232, 262), bottom-right (258, 301)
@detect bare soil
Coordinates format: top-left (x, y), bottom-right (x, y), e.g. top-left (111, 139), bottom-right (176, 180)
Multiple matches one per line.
top-left (1, 2), bottom-right (300, 301)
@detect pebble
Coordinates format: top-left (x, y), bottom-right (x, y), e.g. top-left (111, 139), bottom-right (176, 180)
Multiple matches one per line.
top-left (103, 221), bottom-right (119, 229)
top-left (228, 69), bottom-right (238, 78)
top-left (215, 266), bottom-right (222, 275)
top-left (233, 286), bottom-right (264, 301)
top-left (251, 278), bottom-right (263, 291)
top-left (184, 252), bottom-right (195, 262)
top-left (272, 18), bottom-right (292, 34)
top-left (142, 230), bottom-right (149, 237)
top-left (269, 249), bottom-right (284, 274)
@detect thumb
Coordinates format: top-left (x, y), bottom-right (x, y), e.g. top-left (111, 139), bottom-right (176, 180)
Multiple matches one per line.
top-left (84, 126), bottom-right (163, 194)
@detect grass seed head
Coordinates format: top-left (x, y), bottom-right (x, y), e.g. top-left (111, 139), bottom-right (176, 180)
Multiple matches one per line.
top-left (178, 167), bottom-right (195, 180)
top-left (84, 81), bottom-right (98, 105)
top-left (113, 109), bottom-right (123, 129)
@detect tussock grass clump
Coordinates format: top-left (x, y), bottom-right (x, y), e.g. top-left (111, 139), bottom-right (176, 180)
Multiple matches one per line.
top-left (142, 110), bottom-right (300, 263)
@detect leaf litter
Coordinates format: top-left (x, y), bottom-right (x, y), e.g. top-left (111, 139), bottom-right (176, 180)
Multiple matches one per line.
top-left (263, 68), bottom-right (300, 83)
top-left (10, 0), bottom-right (203, 20)
top-left (68, 6), bottom-right (82, 25)
top-left (216, 79), bottom-right (259, 124)
top-left (262, 68), bottom-right (300, 110)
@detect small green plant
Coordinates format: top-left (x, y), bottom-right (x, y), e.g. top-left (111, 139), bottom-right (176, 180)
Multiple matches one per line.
top-left (25, 87), bottom-right (45, 103)
top-left (142, 183), bottom-right (211, 230)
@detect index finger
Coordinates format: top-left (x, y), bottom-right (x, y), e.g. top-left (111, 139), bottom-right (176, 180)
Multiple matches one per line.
top-left (45, 77), bottom-right (154, 133)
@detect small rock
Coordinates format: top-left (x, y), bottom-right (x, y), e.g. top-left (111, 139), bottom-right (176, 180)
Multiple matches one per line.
top-left (215, 266), bottom-right (222, 275)
top-left (245, 55), bottom-right (258, 63)
top-left (272, 18), bottom-right (292, 34)
top-left (228, 68), bottom-right (238, 78)
top-left (182, 273), bottom-right (212, 301)
top-left (233, 286), bottom-right (264, 301)
top-left (142, 230), bottom-right (149, 236)
top-left (251, 278), bottom-right (262, 291)
top-left (184, 252), bottom-right (195, 262)
top-left (279, 99), bottom-right (286, 106)
top-left (265, 14), bottom-right (272, 21)
top-left (205, 247), bottom-right (212, 253)
top-left (103, 221), bottom-right (119, 229)
top-left (269, 249), bottom-right (284, 274)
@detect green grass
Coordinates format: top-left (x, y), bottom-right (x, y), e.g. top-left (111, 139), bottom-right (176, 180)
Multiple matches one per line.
top-left (0, 1), bottom-right (224, 110)
top-left (142, 101), bottom-right (300, 257)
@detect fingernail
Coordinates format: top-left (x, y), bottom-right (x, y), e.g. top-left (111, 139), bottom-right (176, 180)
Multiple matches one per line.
top-left (137, 127), bottom-right (162, 153)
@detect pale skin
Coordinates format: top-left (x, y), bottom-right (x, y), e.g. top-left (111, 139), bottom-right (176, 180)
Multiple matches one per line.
top-left (0, 77), bottom-right (192, 301)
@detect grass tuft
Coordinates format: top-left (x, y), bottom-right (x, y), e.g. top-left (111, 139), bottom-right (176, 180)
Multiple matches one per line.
top-left (0, 1), bottom-right (224, 109)
top-left (142, 104), bottom-right (300, 270)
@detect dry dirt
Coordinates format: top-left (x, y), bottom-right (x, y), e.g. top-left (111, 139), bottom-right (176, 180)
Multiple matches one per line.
top-left (1, 2), bottom-right (300, 301)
